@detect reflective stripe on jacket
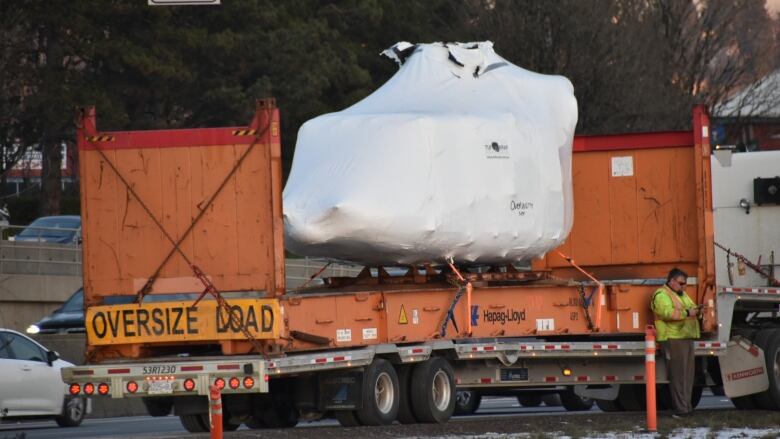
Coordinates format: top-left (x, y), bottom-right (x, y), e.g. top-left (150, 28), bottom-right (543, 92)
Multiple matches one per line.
top-left (650, 284), bottom-right (700, 341)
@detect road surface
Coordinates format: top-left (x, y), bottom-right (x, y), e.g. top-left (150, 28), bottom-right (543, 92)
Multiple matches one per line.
top-left (0, 393), bottom-right (734, 439)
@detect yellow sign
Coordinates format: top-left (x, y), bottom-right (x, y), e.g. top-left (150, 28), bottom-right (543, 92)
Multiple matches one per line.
top-left (86, 299), bottom-right (280, 345)
top-left (398, 305), bottom-right (408, 325)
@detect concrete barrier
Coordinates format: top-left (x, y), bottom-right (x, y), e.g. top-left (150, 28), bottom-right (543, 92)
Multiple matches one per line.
top-left (0, 274), bottom-right (82, 331)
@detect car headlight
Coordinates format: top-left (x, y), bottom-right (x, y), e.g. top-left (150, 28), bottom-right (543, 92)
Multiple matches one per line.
top-left (26, 324), bottom-right (40, 334)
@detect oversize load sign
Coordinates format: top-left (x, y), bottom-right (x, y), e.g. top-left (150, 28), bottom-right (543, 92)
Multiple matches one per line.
top-left (86, 299), bottom-right (280, 345)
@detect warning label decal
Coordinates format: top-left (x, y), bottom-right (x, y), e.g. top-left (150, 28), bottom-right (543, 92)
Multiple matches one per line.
top-left (398, 305), bottom-right (408, 325)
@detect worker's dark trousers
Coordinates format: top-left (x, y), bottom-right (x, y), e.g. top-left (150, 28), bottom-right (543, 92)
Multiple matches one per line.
top-left (661, 339), bottom-right (695, 414)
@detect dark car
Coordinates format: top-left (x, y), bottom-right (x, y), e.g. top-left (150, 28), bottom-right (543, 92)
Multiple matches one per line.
top-left (13, 215), bottom-right (82, 244)
top-left (27, 288), bottom-right (198, 335)
top-left (26, 288), bottom-right (133, 335)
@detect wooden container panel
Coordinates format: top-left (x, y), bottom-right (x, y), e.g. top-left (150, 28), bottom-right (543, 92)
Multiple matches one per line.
top-left (77, 104), bottom-right (283, 305)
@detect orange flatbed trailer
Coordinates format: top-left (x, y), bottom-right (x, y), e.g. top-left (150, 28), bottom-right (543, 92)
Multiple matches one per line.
top-left (63, 102), bottom-right (778, 430)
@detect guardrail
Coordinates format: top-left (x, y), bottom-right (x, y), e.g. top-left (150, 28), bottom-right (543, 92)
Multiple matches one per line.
top-left (0, 226), bottom-right (361, 285)
top-left (0, 224), bottom-right (82, 276)
top-left (284, 257), bottom-right (362, 288)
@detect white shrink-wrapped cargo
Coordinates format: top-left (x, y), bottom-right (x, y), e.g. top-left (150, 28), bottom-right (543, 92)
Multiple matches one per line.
top-left (283, 41), bottom-right (578, 265)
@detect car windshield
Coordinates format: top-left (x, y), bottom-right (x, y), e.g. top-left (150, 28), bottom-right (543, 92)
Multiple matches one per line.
top-left (18, 217), bottom-right (80, 238)
top-left (59, 289), bottom-right (84, 313)
top-left (52, 290), bottom-right (183, 315)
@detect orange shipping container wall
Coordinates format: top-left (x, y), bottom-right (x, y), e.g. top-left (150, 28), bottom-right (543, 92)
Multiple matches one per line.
top-left (77, 100), bottom-right (286, 307)
top-left (77, 103), bottom-right (716, 360)
top-left (542, 138), bottom-right (700, 278)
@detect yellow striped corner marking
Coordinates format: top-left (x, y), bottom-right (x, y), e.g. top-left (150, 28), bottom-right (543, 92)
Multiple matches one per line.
top-left (232, 129), bottom-right (257, 136)
top-left (86, 135), bottom-right (116, 142)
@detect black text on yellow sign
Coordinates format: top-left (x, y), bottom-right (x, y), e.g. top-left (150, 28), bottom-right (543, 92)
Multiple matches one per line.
top-left (86, 299), bottom-right (281, 345)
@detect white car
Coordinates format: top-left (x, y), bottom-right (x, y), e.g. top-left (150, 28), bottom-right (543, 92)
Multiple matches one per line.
top-left (0, 328), bottom-right (87, 427)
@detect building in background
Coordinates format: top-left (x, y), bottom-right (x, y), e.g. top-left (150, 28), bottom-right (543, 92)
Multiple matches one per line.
top-left (4, 143), bottom-right (78, 196)
top-left (712, 69), bottom-right (780, 151)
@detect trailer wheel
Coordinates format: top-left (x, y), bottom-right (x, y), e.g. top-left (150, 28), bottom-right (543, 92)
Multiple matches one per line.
top-left (517, 394), bottom-right (542, 407)
top-left (542, 393), bottom-right (562, 407)
top-left (244, 416), bottom-right (267, 429)
top-left (335, 410), bottom-right (363, 427)
top-left (560, 389), bottom-right (594, 411)
top-left (396, 365), bottom-right (418, 424)
top-left (260, 403), bottom-right (299, 428)
top-left (731, 395), bottom-right (759, 410)
top-left (260, 379), bottom-right (300, 427)
top-left (454, 390), bottom-right (482, 415)
top-left (179, 414), bottom-right (208, 433)
top-left (179, 413), bottom-right (240, 432)
top-left (410, 357), bottom-right (456, 423)
top-left (595, 398), bottom-right (623, 412)
top-left (617, 385), bottom-right (646, 411)
top-left (656, 384), bottom-right (673, 410)
top-left (142, 397), bottom-right (173, 417)
top-left (691, 385), bottom-right (704, 409)
top-left (355, 358), bottom-right (400, 426)
top-left (752, 329), bottom-right (780, 410)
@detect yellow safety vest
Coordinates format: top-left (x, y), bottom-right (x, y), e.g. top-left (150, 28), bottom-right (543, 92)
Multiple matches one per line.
top-left (650, 285), bottom-right (700, 341)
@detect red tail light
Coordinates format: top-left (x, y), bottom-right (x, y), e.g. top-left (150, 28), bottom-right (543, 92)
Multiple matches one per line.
top-left (69, 384), bottom-right (81, 395)
top-left (228, 377), bottom-right (240, 389)
top-left (243, 377), bottom-right (254, 389)
top-left (214, 378), bottom-right (225, 390)
top-left (126, 381), bottom-right (138, 393)
top-left (264, 374), bottom-right (269, 383)
top-left (83, 383), bottom-right (95, 395)
top-left (98, 383), bottom-right (110, 395)
top-left (183, 378), bottom-right (196, 392)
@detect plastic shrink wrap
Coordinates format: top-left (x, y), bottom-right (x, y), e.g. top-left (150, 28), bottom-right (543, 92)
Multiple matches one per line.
top-left (283, 41), bottom-right (578, 265)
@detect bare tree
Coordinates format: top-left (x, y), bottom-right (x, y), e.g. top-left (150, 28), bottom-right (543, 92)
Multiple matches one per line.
top-left (0, 3), bottom-right (35, 194)
top-left (655, 0), bottom-right (777, 111)
top-left (454, 0), bottom-right (778, 133)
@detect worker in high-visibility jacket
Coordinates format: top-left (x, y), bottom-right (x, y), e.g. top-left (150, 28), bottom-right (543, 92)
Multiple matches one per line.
top-left (651, 267), bottom-right (702, 417)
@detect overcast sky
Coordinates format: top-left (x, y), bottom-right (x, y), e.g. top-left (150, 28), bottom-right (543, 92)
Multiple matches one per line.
top-left (769, 0), bottom-right (780, 14)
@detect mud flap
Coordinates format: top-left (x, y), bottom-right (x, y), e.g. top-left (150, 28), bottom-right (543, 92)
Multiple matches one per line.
top-left (318, 371), bottom-right (363, 410)
top-left (720, 336), bottom-right (769, 398)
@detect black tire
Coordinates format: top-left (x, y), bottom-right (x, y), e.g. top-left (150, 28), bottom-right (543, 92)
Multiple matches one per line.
top-left (356, 358), bottom-right (400, 426)
top-left (261, 379), bottom-right (300, 428)
top-left (397, 365), bottom-right (418, 423)
top-left (710, 385), bottom-right (725, 396)
top-left (542, 393), bottom-right (562, 406)
top-left (595, 398), bottom-right (624, 412)
top-left (657, 384), bottom-right (673, 410)
top-left (335, 410), bottom-right (363, 427)
top-left (560, 389), bottom-right (594, 411)
top-left (517, 394), bottom-right (542, 407)
top-left (454, 390), bottom-right (482, 416)
top-left (410, 357), bottom-right (456, 423)
top-left (55, 397), bottom-right (86, 427)
top-left (142, 397), bottom-right (173, 417)
top-left (179, 414), bottom-right (208, 433)
top-left (752, 329), bottom-right (780, 410)
top-left (223, 416), bottom-right (241, 431)
top-left (691, 385), bottom-right (704, 409)
top-left (244, 416), bottom-right (267, 429)
top-left (732, 395), bottom-right (758, 410)
top-left (617, 385), bottom-right (646, 411)
top-left (261, 403), bottom-right (300, 428)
